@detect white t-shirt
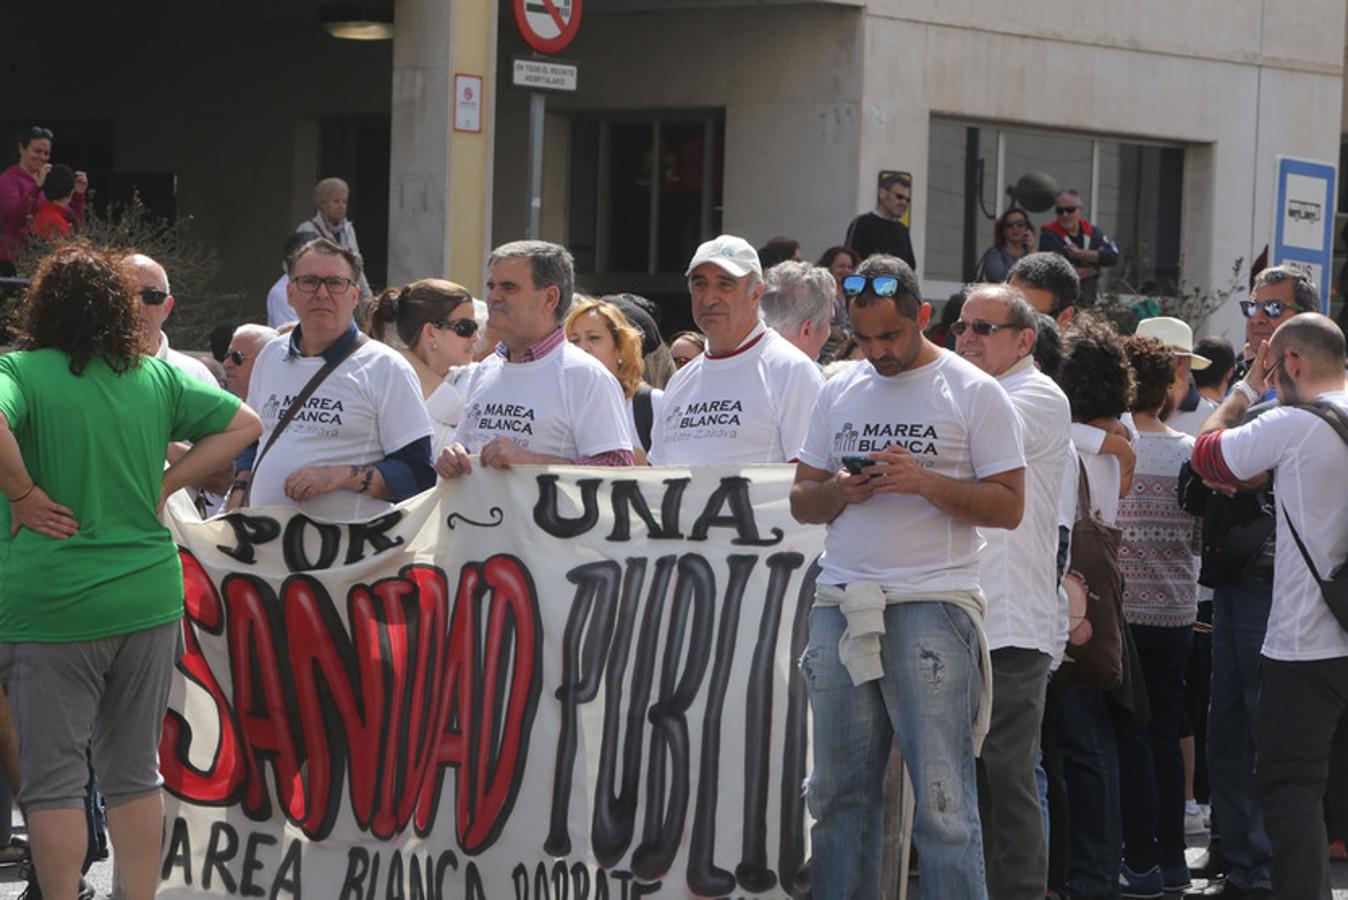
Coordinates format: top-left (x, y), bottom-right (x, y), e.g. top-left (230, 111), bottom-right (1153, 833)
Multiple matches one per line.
top-left (266, 273), bottom-right (298, 328)
top-left (978, 357), bottom-right (1072, 654)
top-left (156, 334), bottom-right (218, 387)
top-left (246, 334), bottom-right (433, 520)
top-left (453, 342), bottom-right (631, 460)
top-left (797, 350), bottom-right (1026, 594)
top-left (1070, 422), bottom-right (1124, 525)
top-left (1168, 394), bottom-right (1218, 437)
top-left (649, 324), bottom-right (824, 465)
top-left (1215, 392), bottom-right (1348, 661)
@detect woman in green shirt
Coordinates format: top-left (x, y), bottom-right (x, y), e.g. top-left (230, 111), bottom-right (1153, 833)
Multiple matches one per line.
top-left (0, 244), bottom-right (260, 900)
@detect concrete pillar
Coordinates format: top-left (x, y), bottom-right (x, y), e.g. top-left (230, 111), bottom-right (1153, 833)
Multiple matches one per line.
top-left (388, 0), bottom-right (498, 295)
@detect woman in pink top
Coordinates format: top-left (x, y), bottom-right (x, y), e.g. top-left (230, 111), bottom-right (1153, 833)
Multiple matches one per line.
top-left (0, 127), bottom-right (86, 276)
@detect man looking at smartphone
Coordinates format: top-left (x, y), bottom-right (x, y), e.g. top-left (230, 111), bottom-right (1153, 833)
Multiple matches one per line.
top-left (956, 283), bottom-right (1072, 899)
top-left (789, 255), bottom-right (1026, 899)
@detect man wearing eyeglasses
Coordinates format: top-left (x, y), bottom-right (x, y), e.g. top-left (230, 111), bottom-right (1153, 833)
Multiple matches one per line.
top-left (647, 235), bottom-right (823, 465)
top-left (844, 172), bottom-right (917, 269)
top-left (125, 254), bottom-right (218, 388)
top-left (955, 284), bottom-right (1071, 900)
top-left (222, 324), bottom-right (278, 399)
top-left (790, 255), bottom-right (1025, 900)
top-left (1037, 190), bottom-right (1118, 306)
top-left (233, 238), bottom-right (435, 519)
top-left (1236, 265), bottom-right (1317, 382)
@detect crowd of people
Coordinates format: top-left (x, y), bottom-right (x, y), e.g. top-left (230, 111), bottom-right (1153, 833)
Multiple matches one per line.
top-left (0, 125), bottom-right (1346, 900)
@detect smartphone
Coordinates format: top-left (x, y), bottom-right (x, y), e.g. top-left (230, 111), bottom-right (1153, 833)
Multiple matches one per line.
top-left (841, 455), bottom-right (877, 475)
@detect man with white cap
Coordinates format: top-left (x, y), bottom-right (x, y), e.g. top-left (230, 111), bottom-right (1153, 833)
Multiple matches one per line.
top-left (648, 234), bottom-right (824, 465)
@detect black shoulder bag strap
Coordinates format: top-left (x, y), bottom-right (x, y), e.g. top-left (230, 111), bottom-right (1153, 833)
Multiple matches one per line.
top-left (242, 332), bottom-right (368, 506)
top-left (633, 385), bottom-right (654, 452)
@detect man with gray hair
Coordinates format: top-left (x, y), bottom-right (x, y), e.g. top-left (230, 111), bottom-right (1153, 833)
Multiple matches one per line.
top-left (298, 176), bottom-right (371, 301)
top-left (1191, 312), bottom-right (1348, 899)
top-left (762, 260), bottom-right (836, 362)
top-left (955, 283), bottom-right (1071, 899)
top-left (1236, 264), bottom-right (1319, 381)
top-left (223, 323), bottom-right (278, 399)
top-left (436, 240), bottom-right (632, 478)
top-left (649, 234), bottom-right (823, 465)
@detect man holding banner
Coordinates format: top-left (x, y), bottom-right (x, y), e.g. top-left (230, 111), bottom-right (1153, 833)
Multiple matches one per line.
top-left (437, 239), bottom-right (632, 476)
top-left (790, 254), bottom-right (1025, 899)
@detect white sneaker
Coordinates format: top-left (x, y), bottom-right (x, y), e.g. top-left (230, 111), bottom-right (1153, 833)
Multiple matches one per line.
top-left (1184, 800), bottom-right (1206, 835)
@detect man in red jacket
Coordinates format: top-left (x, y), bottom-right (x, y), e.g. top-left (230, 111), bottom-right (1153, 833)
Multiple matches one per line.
top-left (1038, 189), bottom-right (1118, 305)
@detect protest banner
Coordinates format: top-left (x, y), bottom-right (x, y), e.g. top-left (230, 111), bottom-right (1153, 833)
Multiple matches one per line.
top-left (157, 464), bottom-right (824, 899)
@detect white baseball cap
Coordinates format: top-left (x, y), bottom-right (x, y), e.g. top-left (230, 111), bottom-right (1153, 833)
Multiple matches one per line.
top-left (1135, 316), bottom-right (1211, 370)
top-left (685, 234), bottom-right (762, 280)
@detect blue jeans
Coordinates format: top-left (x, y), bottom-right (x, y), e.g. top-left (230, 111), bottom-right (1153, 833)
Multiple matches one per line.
top-left (1055, 687), bottom-right (1121, 898)
top-left (1207, 582), bottom-right (1272, 891)
top-left (1118, 624), bottom-right (1192, 872)
top-left (802, 602), bottom-right (988, 900)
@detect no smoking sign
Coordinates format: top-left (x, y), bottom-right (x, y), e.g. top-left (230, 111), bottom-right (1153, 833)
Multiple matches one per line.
top-left (513, 0), bottom-right (582, 54)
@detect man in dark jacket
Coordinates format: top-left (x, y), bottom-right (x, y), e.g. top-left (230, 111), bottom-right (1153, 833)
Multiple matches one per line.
top-left (1038, 190), bottom-right (1118, 305)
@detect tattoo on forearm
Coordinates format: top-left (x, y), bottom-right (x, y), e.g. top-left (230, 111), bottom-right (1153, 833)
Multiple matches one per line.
top-left (349, 464), bottom-right (375, 494)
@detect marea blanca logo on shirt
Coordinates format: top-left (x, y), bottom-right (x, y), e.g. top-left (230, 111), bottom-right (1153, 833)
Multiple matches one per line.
top-left (475, 401), bottom-right (536, 435)
top-left (834, 420), bottom-right (940, 455)
top-left (674, 399), bottom-right (743, 429)
top-left (262, 392), bottom-right (345, 425)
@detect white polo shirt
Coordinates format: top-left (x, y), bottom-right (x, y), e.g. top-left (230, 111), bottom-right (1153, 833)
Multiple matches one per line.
top-left (977, 356), bottom-right (1072, 655)
top-left (649, 323), bottom-right (823, 465)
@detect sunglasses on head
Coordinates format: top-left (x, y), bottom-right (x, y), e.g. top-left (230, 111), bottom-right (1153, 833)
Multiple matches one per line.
top-left (1240, 299), bottom-right (1289, 319)
top-left (842, 275), bottom-right (901, 298)
top-left (433, 319), bottom-right (479, 338)
top-left (138, 288), bottom-right (169, 306)
top-left (951, 319), bottom-right (1015, 337)
top-left (1056, 205), bottom-right (1079, 214)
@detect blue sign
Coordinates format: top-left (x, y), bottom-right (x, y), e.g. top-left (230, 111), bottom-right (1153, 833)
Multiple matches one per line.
top-left (1272, 156), bottom-right (1337, 312)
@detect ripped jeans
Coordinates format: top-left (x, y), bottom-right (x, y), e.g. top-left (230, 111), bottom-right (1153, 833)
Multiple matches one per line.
top-left (801, 601), bottom-right (988, 900)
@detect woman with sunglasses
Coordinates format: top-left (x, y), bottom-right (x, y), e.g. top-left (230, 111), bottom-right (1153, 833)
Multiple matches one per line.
top-left (0, 127), bottom-right (87, 276)
top-left (368, 279), bottom-right (480, 455)
top-left (976, 208), bottom-right (1035, 284)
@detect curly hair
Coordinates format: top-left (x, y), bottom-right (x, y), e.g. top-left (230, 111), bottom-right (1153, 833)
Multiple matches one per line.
top-left (564, 299), bottom-right (644, 399)
top-left (18, 244), bottom-right (142, 376)
top-left (1056, 314), bottom-right (1134, 422)
top-left (1123, 335), bottom-right (1176, 414)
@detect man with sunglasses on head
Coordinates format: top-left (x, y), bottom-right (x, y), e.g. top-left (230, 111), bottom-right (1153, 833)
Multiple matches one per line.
top-left (648, 235), bottom-right (823, 466)
top-left (1038, 190), bottom-right (1118, 306)
top-left (790, 256), bottom-right (1025, 900)
top-left (436, 240), bottom-right (633, 479)
top-left (955, 283), bottom-right (1071, 900)
top-left (844, 172), bottom-right (917, 269)
top-left (232, 238), bottom-right (435, 519)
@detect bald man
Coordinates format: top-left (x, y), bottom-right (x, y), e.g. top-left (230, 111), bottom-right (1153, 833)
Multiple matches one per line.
top-left (124, 254), bottom-right (216, 387)
top-left (1191, 313), bottom-right (1348, 899)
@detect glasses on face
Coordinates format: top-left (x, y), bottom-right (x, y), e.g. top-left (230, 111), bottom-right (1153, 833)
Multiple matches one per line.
top-left (1006, 219), bottom-right (1028, 229)
top-left (138, 288), bottom-right (169, 306)
top-left (433, 319), bottom-right (479, 338)
top-left (1055, 205), bottom-right (1079, 214)
top-left (225, 349), bottom-right (247, 366)
top-left (292, 274), bottom-right (355, 294)
top-left (1240, 299), bottom-right (1288, 319)
top-left (841, 275), bottom-right (900, 298)
top-left (951, 319), bottom-right (1015, 337)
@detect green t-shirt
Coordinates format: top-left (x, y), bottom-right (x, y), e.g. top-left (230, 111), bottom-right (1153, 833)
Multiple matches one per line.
top-left (0, 350), bottom-right (241, 642)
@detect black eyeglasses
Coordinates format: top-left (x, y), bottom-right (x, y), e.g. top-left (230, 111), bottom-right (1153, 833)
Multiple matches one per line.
top-left (842, 275), bottom-right (901, 298)
top-left (22, 127), bottom-right (53, 142)
top-left (433, 319), bottom-right (479, 338)
top-left (1005, 219), bottom-right (1029, 229)
top-left (292, 274), bottom-right (355, 294)
top-left (1240, 299), bottom-right (1288, 319)
top-left (1055, 205), bottom-right (1079, 214)
top-left (952, 319), bottom-right (1015, 337)
top-left (138, 288), bottom-right (169, 306)
top-left (226, 350), bottom-right (247, 366)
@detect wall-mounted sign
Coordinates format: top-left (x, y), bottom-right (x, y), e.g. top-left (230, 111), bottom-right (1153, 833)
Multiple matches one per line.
top-left (454, 73), bottom-right (483, 133)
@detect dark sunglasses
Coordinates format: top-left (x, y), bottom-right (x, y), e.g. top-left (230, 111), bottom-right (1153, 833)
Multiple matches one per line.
top-left (1055, 205), bottom-right (1079, 214)
top-left (951, 319), bottom-right (1015, 337)
top-left (1005, 219), bottom-right (1029, 229)
top-left (138, 288), bottom-right (169, 306)
top-left (1240, 299), bottom-right (1288, 319)
top-left (842, 275), bottom-right (900, 298)
top-left (433, 319), bottom-right (479, 338)
top-left (226, 350), bottom-right (247, 366)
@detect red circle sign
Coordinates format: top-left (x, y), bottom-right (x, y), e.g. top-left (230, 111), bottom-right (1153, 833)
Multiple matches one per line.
top-left (512, 0), bottom-right (582, 55)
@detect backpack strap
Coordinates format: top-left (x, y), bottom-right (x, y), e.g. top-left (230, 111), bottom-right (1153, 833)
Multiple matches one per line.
top-left (632, 385), bottom-right (654, 452)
